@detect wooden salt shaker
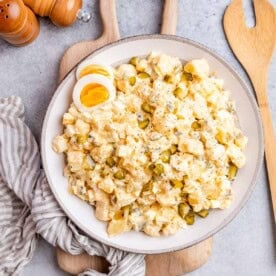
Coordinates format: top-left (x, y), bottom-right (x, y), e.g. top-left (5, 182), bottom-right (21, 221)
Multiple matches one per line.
top-left (23, 0), bottom-right (84, 27)
top-left (0, 0), bottom-right (40, 46)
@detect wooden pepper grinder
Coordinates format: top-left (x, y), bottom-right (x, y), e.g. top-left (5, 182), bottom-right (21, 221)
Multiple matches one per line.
top-left (23, 0), bottom-right (90, 27)
top-left (0, 0), bottom-right (40, 46)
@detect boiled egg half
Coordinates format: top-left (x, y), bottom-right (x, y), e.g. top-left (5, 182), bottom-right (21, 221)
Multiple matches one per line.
top-left (76, 61), bottom-right (114, 80)
top-left (73, 74), bottom-right (116, 113)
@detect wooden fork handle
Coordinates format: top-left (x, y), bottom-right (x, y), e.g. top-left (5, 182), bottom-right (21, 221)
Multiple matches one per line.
top-left (100, 0), bottom-right (120, 42)
top-left (161, 0), bottom-right (178, 35)
top-left (251, 76), bottom-right (276, 223)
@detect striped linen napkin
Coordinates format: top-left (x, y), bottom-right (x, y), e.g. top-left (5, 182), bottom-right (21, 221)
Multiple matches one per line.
top-left (0, 96), bottom-right (145, 276)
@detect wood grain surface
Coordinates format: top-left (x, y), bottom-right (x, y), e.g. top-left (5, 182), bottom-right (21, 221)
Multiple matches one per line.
top-left (57, 0), bottom-right (213, 275)
top-left (57, 238), bottom-right (213, 276)
top-left (161, 0), bottom-right (178, 35)
top-left (224, 0), bottom-right (276, 224)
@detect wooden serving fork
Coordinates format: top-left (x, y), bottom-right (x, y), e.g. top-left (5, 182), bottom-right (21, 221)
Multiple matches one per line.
top-left (224, 0), bottom-right (276, 222)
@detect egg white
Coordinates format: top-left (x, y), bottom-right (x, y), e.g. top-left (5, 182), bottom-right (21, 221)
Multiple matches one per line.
top-left (76, 61), bottom-right (114, 80)
top-left (73, 74), bottom-right (116, 113)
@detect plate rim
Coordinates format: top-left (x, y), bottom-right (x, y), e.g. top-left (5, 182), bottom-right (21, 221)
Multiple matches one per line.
top-left (41, 34), bottom-right (264, 254)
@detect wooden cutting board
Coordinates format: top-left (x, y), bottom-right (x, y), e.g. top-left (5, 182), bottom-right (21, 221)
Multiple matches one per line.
top-left (57, 1), bottom-right (213, 275)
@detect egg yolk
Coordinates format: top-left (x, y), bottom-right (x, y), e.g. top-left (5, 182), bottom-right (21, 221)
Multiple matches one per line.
top-left (80, 65), bottom-right (111, 79)
top-left (80, 83), bottom-right (109, 107)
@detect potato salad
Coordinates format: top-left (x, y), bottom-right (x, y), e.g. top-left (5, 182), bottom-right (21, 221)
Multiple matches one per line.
top-left (52, 52), bottom-right (248, 237)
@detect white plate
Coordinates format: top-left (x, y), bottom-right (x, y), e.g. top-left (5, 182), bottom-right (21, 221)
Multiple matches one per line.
top-left (41, 35), bottom-right (264, 254)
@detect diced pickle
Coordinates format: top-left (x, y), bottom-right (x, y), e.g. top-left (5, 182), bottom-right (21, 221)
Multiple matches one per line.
top-left (106, 157), bottom-right (116, 167)
top-left (138, 72), bottom-right (150, 79)
top-left (197, 209), bottom-right (209, 218)
top-left (128, 76), bottom-right (136, 86)
top-left (153, 163), bottom-right (164, 176)
top-left (164, 75), bottom-right (174, 84)
top-left (185, 211), bottom-right (195, 225)
top-left (143, 180), bottom-right (154, 192)
top-left (100, 168), bottom-right (108, 177)
top-left (191, 121), bottom-right (201, 130)
top-left (141, 102), bottom-right (153, 114)
top-left (173, 87), bottom-right (185, 100)
top-left (180, 191), bottom-right (189, 201)
top-left (129, 57), bottom-right (138, 66)
top-left (170, 144), bottom-right (178, 154)
top-left (138, 119), bottom-right (150, 129)
top-left (160, 150), bottom-right (171, 163)
top-left (77, 134), bottom-right (88, 144)
top-left (114, 170), bottom-right (125, 180)
top-left (182, 72), bottom-right (193, 81)
top-left (171, 179), bottom-right (183, 189)
top-left (228, 164), bottom-right (238, 180)
top-left (178, 203), bottom-right (189, 219)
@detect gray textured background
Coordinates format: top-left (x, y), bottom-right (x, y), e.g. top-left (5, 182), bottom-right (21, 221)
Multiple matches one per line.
top-left (0, 0), bottom-right (275, 275)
